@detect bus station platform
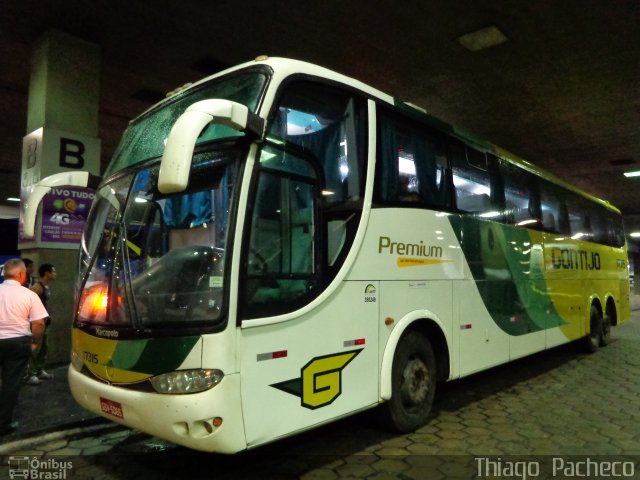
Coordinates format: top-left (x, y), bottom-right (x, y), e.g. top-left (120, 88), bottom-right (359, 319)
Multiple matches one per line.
top-left (0, 297), bottom-right (639, 478)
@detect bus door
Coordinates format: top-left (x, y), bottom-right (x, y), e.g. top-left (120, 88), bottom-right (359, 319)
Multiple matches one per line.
top-left (236, 145), bottom-right (378, 446)
top-left (236, 79), bottom-right (377, 446)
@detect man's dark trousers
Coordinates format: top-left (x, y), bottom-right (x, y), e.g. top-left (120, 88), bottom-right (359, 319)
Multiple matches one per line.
top-left (0, 336), bottom-right (31, 431)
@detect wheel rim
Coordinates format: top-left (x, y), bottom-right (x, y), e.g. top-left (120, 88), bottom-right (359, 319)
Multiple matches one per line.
top-left (400, 356), bottom-right (430, 410)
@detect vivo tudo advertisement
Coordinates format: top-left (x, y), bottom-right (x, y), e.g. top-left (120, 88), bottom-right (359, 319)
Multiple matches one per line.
top-left (19, 187), bottom-right (95, 248)
top-left (19, 127), bottom-right (100, 249)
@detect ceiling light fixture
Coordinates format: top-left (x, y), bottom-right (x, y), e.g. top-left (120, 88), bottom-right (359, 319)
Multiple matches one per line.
top-left (630, 232), bottom-right (640, 238)
top-left (457, 25), bottom-right (509, 52)
top-left (623, 170), bottom-right (640, 178)
top-left (6, 197), bottom-right (20, 202)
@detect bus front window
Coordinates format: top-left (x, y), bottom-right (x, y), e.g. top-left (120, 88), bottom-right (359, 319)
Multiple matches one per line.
top-left (77, 150), bottom-right (240, 330)
top-left (105, 70), bottom-right (268, 177)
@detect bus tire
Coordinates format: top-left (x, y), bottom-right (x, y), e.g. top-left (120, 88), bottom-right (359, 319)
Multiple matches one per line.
top-left (383, 331), bottom-right (436, 433)
top-left (582, 305), bottom-right (602, 354)
top-left (600, 309), bottom-right (612, 347)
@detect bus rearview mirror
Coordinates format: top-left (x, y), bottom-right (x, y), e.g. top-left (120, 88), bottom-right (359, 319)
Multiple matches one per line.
top-left (158, 99), bottom-right (265, 194)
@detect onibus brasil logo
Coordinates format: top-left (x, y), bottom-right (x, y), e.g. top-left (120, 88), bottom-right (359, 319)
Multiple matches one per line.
top-left (271, 350), bottom-right (362, 409)
top-left (8, 456), bottom-right (72, 479)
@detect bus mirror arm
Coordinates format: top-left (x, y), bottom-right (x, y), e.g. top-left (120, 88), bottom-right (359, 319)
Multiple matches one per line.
top-left (158, 99), bottom-right (265, 194)
top-left (22, 171), bottom-right (101, 238)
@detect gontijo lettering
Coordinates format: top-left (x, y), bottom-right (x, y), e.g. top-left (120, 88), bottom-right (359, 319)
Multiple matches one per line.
top-left (378, 236), bottom-right (443, 258)
top-left (550, 247), bottom-right (601, 271)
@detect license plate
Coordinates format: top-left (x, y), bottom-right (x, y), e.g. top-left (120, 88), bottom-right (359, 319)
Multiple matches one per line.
top-left (100, 397), bottom-right (124, 419)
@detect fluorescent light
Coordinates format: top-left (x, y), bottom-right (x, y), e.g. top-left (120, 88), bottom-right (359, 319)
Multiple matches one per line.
top-left (623, 171), bottom-right (640, 178)
top-left (516, 219), bottom-right (538, 226)
top-left (6, 197), bottom-right (20, 202)
top-left (457, 26), bottom-right (508, 52)
top-left (630, 232), bottom-right (640, 238)
top-left (479, 211), bottom-right (501, 218)
top-left (398, 155), bottom-right (416, 175)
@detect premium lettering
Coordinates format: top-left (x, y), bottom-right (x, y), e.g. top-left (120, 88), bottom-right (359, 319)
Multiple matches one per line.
top-left (378, 236), bottom-right (442, 258)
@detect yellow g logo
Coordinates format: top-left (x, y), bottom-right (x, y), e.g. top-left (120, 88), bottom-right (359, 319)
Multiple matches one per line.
top-left (271, 349), bottom-right (362, 409)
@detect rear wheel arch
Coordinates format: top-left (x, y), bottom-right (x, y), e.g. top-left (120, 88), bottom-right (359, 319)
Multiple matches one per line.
top-left (605, 295), bottom-right (618, 326)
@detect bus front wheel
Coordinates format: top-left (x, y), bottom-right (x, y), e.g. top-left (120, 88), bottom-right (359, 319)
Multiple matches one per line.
top-left (383, 331), bottom-right (436, 433)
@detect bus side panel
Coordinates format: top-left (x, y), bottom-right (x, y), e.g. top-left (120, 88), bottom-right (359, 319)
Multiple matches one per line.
top-left (543, 239), bottom-right (631, 347)
top-left (451, 217), bottom-right (552, 363)
top-left (455, 279), bottom-right (510, 376)
top-left (378, 279), bottom-right (454, 379)
top-left (239, 280), bottom-right (379, 448)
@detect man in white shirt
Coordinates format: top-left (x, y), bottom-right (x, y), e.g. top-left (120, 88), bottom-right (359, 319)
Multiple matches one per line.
top-left (0, 258), bottom-right (48, 436)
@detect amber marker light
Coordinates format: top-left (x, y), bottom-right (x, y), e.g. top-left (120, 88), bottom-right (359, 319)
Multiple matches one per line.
top-left (78, 283), bottom-right (109, 322)
top-left (384, 317), bottom-right (395, 326)
top-left (99, 292), bottom-right (109, 309)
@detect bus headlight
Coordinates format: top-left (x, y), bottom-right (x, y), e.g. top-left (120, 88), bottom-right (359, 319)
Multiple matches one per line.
top-left (149, 369), bottom-right (224, 394)
top-left (71, 351), bottom-right (84, 372)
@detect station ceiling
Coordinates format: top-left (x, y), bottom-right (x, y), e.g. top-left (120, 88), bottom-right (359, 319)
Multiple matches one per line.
top-left (1, 1), bottom-right (639, 236)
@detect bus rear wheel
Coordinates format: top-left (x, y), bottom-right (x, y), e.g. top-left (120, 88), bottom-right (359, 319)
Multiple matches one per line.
top-left (601, 308), bottom-right (613, 346)
top-left (383, 331), bottom-right (436, 433)
top-left (583, 305), bottom-right (602, 354)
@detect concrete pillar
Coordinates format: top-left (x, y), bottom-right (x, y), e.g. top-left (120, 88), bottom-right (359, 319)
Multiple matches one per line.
top-left (27, 30), bottom-right (100, 136)
top-left (20, 30), bottom-right (101, 365)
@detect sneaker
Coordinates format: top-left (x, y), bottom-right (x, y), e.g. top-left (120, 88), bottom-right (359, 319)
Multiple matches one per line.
top-left (37, 370), bottom-right (53, 380)
top-left (25, 375), bottom-right (42, 385)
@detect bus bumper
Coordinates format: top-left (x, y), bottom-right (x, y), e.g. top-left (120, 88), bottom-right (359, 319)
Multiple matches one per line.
top-left (68, 366), bottom-right (246, 453)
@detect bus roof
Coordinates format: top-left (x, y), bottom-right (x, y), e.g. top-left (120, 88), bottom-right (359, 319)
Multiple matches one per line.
top-left (144, 56), bottom-right (620, 215)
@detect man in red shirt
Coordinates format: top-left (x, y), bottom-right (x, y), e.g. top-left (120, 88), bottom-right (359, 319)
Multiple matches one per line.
top-left (0, 258), bottom-right (48, 435)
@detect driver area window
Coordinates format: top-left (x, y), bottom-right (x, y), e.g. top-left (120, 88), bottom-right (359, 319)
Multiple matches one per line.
top-left (242, 80), bottom-right (366, 319)
top-left (244, 150), bottom-right (318, 318)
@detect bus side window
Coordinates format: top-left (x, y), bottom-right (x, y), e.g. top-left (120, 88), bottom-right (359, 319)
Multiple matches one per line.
top-left (375, 109), bottom-right (450, 209)
top-left (566, 192), bottom-right (590, 240)
top-left (501, 160), bottom-right (541, 228)
top-left (587, 205), bottom-right (608, 244)
top-left (451, 143), bottom-right (499, 217)
top-left (540, 181), bottom-right (569, 235)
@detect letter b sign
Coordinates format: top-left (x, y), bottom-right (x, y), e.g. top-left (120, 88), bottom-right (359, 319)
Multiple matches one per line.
top-left (59, 138), bottom-right (85, 169)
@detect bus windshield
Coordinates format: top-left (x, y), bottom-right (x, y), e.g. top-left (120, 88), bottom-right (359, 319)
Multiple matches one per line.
top-left (105, 69), bottom-right (268, 177)
top-left (77, 148), bottom-right (241, 332)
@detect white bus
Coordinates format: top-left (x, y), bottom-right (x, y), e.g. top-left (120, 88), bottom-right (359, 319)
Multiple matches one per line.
top-left (25, 57), bottom-right (629, 453)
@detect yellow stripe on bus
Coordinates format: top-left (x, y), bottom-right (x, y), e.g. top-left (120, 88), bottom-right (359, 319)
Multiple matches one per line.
top-left (396, 257), bottom-right (452, 268)
top-left (72, 329), bottom-right (153, 384)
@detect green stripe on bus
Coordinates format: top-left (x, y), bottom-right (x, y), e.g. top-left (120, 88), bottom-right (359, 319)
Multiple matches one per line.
top-left (110, 336), bottom-right (200, 375)
top-left (449, 215), bottom-right (566, 335)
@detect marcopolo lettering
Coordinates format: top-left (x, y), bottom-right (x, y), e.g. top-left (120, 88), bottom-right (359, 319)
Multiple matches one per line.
top-left (95, 327), bottom-right (119, 338)
top-left (378, 236), bottom-right (442, 258)
top-left (550, 247), bottom-right (601, 271)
